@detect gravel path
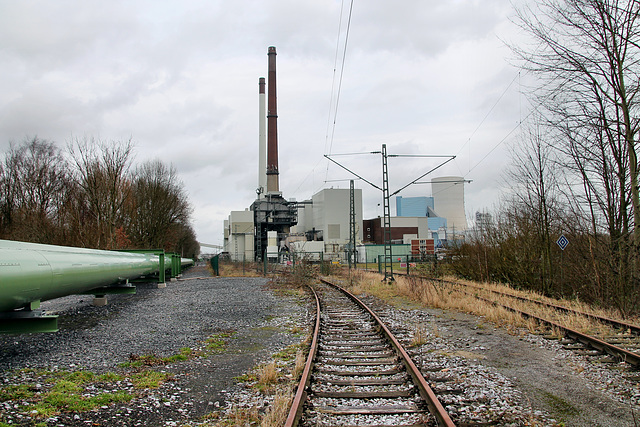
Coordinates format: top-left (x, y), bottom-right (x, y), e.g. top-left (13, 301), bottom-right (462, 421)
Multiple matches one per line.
top-left (1, 267), bottom-right (639, 426)
top-left (0, 265), bottom-right (307, 425)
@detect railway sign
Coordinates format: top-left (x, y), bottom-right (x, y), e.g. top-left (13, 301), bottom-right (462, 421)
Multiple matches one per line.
top-left (556, 234), bottom-right (569, 251)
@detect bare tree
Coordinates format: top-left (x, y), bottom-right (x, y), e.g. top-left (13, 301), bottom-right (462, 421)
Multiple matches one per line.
top-left (68, 137), bottom-right (134, 248)
top-left (512, 0), bottom-right (640, 313)
top-left (506, 120), bottom-right (561, 294)
top-left (515, 0), bottom-right (639, 232)
top-left (0, 137), bottom-right (69, 243)
top-left (128, 159), bottom-right (192, 250)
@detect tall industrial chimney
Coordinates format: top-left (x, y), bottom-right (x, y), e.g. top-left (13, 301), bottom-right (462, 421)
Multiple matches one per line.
top-left (250, 46), bottom-right (297, 262)
top-left (266, 46), bottom-right (279, 194)
top-left (258, 77), bottom-right (267, 197)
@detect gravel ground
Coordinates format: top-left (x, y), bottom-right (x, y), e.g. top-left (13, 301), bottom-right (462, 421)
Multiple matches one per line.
top-left (0, 265), bottom-right (307, 426)
top-left (359, 295), bottom-right (640, 426)
top-left (1, 267), bottom-right (639, 426)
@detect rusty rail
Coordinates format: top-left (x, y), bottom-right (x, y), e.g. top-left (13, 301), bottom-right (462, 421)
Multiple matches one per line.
top-left (457, 288), bottom-right (640, 367)
top-left (321, 278), bottom-right (455, 427)
top-left (284, 285), bottom-right (320, 427)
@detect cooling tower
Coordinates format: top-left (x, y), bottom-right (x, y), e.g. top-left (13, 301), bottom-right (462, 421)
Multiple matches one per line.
top-left (432, 176), bottom-right (467, 231)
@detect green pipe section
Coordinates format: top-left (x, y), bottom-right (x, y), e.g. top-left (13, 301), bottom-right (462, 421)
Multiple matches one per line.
top-left (0, 239), bottom-right (161, 313)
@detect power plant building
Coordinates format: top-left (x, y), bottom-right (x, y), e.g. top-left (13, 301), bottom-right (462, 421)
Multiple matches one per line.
top-left (432, 176), bottom-right (467, 232)
top-left (222, 46), bottom-right (468, 263)
top-left (396, 196), bottom-right (436, 217)
top-left (290, 188), bottom-right (363, 258)
top-left (225, 210), bottom-right (255, 261)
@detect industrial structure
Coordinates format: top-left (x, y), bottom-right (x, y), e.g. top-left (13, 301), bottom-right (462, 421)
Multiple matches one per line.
top-left (0, 239), bottom-right (192, 333)
top-left (431, 176), bottom-right (467, 232)
top-left (249, 46), bottom-right (297, 261)
top-left (223, 47), bottom-right (469, 264)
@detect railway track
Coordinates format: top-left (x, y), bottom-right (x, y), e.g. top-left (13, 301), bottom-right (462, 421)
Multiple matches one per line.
top-left (285, 279), bottom-right (454, 427)
top-left (396, 271), bottom-right (640, 368)
top-left (448, 279), bottom-right (640, 335)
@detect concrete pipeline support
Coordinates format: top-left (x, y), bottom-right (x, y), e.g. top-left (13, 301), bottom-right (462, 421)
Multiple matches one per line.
top-left (0, 239), bottom-right (193, 333)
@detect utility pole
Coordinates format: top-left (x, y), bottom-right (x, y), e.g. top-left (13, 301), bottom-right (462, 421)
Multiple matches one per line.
top-left (349, 179), bottom-right (356, 270)
top-left (381, 144), bottom-right (393, 281)
top-left (324, 145), bottom-right (455, 283)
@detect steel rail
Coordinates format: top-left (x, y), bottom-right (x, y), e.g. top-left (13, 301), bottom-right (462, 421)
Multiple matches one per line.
top-left (284, 285), bottom-right (321, 427)
top-left (319, 278), bottom-right (456, 427)
top-left (447, 279), bottom-right (640, 336)
top-left (453, 287), bottom-right (640, 367)
top-left (368, 269), bottom-right (640, 366)
top-left (394, 271), bottom-right (640, 337)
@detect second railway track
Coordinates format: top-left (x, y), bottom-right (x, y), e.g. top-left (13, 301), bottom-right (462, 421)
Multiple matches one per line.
top-left (394, 271), bottom-right (640, 367)
top-left (286, 279), bottom-right (454, 427)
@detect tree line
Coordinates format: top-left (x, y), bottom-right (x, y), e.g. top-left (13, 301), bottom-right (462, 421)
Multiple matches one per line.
top-left (451, 0), bottom-right (640, 316)
top-left (0, 136), bottom-right (200, 259)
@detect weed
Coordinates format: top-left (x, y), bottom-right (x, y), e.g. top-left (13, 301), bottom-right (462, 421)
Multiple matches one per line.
top-left (165, 347), bottom-right (192, 363)
top-left (289, 325), bottom-right (304, 334)
top-left (24, 380), bottom-right (133, 418)
top-left (51, 379), bottom-right (81, 394)
top-left (205, 405), bottom-right (260, 425)
top-left (233, 373), bottom-right (257, 383)
top-left (542, 391), bottom-right (579, 419)
top-left (130, 371), bottom-right (171, 389)
top-left (0, 384), bottom-right (35, 401)
top-left (97, 372), bottom-right (123, 382)
top-left (256, 362), bottom-right (278, 391)
top-left (291, 349), bottom-right (306, 379)
top-left (205, 332), bottom-right (235, 354)
top-left (50, 370), bottom-right (94, 384)
top-left (120, 346), bottom-right (198, 369)
top-left (410, 324), bottom-right (429, 347)
top-left (261, 388), bottom-right (293, 426)
top-left (273, 343), bottom-right (301, 361)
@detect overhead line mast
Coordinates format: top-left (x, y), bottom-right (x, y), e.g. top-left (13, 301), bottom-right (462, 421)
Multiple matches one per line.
top-left (325, 147), bottom-right (455, 281)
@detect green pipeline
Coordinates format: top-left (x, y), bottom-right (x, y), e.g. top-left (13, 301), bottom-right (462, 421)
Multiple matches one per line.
top-left (0, 239), bottom-right (167, 313)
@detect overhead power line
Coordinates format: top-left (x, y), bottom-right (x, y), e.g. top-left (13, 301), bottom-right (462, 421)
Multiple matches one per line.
top-left (324, 0), bottom-right (355, 182)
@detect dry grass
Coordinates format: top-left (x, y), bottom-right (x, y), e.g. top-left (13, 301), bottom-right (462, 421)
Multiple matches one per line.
top-left (291, 349), bottom-right (306, 379)
top-left (329, 267), bottom-right (638, 339)
top-left (260, 388), bottom-right (293, 427)
top-left (202, 405), bottom-right (260, 426)
top-left (256, 362), bottom-right (278, 391)
top-left (410, 324), bottom-right (429, 347)
top-left (218, 262), bottom-right (262, 277)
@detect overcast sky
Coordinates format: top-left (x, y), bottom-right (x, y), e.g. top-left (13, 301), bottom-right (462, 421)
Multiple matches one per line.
top-left (0, 0), bottom-right (529, 248)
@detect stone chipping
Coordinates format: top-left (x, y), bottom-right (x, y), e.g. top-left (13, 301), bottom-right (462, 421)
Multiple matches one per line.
top-left (0, 268), bottom-right (638, 426)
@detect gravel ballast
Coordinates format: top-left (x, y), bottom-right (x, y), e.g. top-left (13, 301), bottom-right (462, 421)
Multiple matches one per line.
top-left (1, 267), bottom-right (639, 426)
top-left (0, 265), bottom-right (307, 425)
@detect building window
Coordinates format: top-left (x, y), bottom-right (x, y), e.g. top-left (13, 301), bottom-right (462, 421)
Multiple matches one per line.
top-left (328, 224), bottom-right (340, 239)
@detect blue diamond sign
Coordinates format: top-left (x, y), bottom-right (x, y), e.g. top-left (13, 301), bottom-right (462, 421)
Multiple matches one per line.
top-left (556, 234), bottom-right (569, 251)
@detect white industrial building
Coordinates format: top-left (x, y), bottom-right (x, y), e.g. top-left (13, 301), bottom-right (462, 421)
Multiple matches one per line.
top-left (224, 188), bottom-right (363, 262)
top-left (224, 210), bottom-right (255, 262)
top-left (290, 188), bottom-right (363, 260)
top-left (223, 176), bottom-right (467, 263)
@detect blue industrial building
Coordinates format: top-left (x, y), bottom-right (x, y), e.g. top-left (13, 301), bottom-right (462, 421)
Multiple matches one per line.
top-left (396, 196), bottom-right (443, 218)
